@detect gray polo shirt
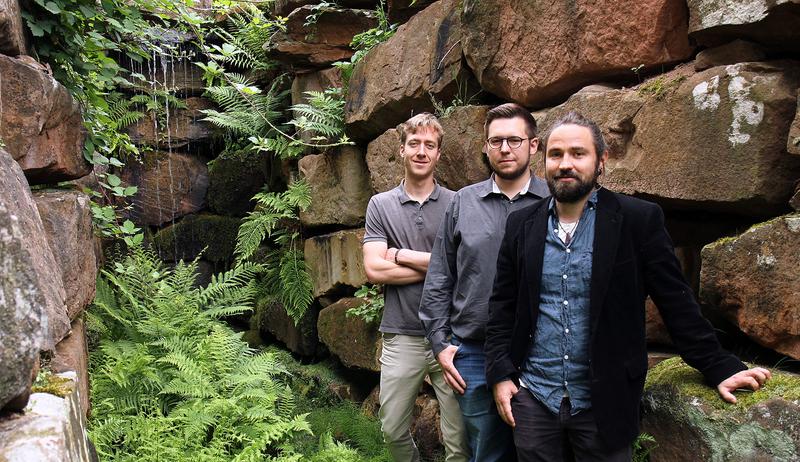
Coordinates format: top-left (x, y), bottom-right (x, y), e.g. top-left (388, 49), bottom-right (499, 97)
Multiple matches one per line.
top-left (364, 182), bottom-right (455, 336)
top-left (420, 174), bottom-right (550, 356)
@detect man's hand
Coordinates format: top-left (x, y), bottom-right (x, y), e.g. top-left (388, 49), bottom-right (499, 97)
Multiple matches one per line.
top-left (493, 380), bottom-right (518, 427)
top-left (717, 367), bottom-right (772, 403)
top-left (436, 345), bottom-right (466, 394)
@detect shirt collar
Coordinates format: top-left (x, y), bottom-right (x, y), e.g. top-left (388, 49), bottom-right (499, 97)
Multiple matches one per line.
top-left (397, 180), bottom-right (441, 204)
top-left (479, 173), bottom-right (540, 199)
top-left (548, 188), bottom-right (600, 215)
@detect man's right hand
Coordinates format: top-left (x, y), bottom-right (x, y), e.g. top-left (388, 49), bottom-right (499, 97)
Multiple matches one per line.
top-left (436, 344), bottom-right (466, 395)
top-left (493, 379), bottom-right (518, 427)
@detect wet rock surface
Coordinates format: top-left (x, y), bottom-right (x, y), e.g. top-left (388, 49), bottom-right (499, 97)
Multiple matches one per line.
top-left (317, 297), bottom-right (381, 371)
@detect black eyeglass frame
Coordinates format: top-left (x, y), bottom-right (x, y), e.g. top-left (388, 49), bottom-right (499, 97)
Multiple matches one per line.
top-left (485, 136), bottom-right (532, 150)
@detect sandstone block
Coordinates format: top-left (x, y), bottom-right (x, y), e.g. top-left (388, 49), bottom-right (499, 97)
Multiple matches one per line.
top-left (52, 318), bottom-right (90, 417)
top-left (688, 0), bottom-right (800, 52)
top-left (700, 214), bottom-right (800, 360)
top-left (33, 190), bottom-right (97, 320)
top-left (128, 58), bottom-right (206, 96)
top-left (539, 61), bottom-right (800, 216)
top-left (0, 372), bottom-right (92, 462)
top-left (299, 146), bottom-right (371, 228)
top-left (642, 357), bottom-right (800, 461)
top-left (789, 90), bottom-right (800, 155)
top-left (120, 152), bottom-right (209, 226)
top-left (345, 0), bottom-right (476, 141)
top-left (151, 214), bottom-right (240, 263)
top-left (207, 149), bottom-right (275, 216)
top-left (317, 297), bottom-right (381, 371)
top-left (0, 149), bottom-right (69, 412)
top-left (0, 0), bottom-right (29, 56)
top-left (305, 229), bottom-right (368, 298)
top-left (256, 298), bottom-right (320, 357)
top-left (462, 0), bottom-right (693, 108)
top-left (266, 6), bottom-right (377, 68)
top-left (366, 128), bottom-right (403, 194)
top-left (387, 0), bottom-right (437, 23)
top-left (125, 97), bottom-right (215, 151)
top-left (694, 40), bottom-right (767, 72)
top-left (0, 55), bottom-right (88, 184)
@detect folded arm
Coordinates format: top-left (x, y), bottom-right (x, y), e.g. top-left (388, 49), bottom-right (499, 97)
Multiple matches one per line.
top-left (363, 241), bottom-right (426, 285)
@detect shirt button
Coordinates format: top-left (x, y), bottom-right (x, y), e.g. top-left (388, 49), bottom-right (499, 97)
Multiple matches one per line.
top-left (565, 328), bottom-right (570, 334)
top-left (564, 355), bottom-right (569, 360)
top-left (564, 381), bottom-right (569, 386)
top-left (554, 228), bottom-right (558, 233)
top-left (566, 248), bottom-right (571, 253)
top-left (562, 274), bottom-right (568, 279)
top-left (563, 300), bottom-right (569, 306)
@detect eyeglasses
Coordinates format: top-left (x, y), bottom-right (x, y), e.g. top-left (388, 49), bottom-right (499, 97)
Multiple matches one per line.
top-left (486, 136), bottom-right (530, 150)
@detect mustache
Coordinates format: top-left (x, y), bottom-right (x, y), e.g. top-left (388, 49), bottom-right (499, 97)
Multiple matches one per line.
top-left (553, 171), bottom-right (579, 180)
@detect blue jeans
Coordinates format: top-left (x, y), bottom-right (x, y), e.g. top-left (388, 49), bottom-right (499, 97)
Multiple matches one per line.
top-left (452, 336), bottom-right (516, 462)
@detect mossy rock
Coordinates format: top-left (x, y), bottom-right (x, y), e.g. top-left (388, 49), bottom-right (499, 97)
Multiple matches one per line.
top-left (206, 149), bottom-right (281, 217)
top-left (642, 357), bottom-right (800, 461)
top-left (254, 297), bottom-right (320, 357)
top-left (151, 214), bottom-right (241, 263)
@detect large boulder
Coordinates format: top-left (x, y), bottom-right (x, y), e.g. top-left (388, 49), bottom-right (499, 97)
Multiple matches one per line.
top-left (0, 0), bottom-right (29, 56)
top-left (365, 105), bottom-right (492, 193)
top-left (0, 148), bottom-right (69, 412)
top-left (345, 0), bottom-right (477, 141)
top-left (700, 214), bottom-right (800, 360)
top-left (125, 96), bottom-right (215, 152)
top-left (298, 146), bottom-right (371, 228)
top-left (266, 6), bottom-right (377, 69)
top-left (33, 190), bottom-right (98, 320)
top-left (642, 357), bottom-right (800, 461)
top-left (0, 55), bottom-right (88, 184)
top-left (387, 0), bottom-right (437, 23)
top-left (539, 61), bottom-right (800, 216)
top-left (304, 229), bottom-right (368, 298)
top-left (687, 0), bottom-right (800, 52)
top-left (255, 298), bottom-right (320, 357)
top-left (151, 214), bottom-right (241, 264)
top-left (461, 0), bottom-right (693, 108)
top-left (789, 90), bottom-right (800, 155)
top-left (0, 372), bottom-right (93, 462)
top-left (693, 40), bottom-right (767, 72)
top-left (52, 317), bottom-right (90, 417)
top-left (120, 152), bottom-right (209, 226)
top-left (206, 149), bottom-right (276, 217)
top-left (317, 297), bottom-right (381, 371)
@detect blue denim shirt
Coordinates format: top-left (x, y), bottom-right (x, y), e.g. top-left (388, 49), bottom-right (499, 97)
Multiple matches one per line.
top-left (520, 191), bottom-right (597, 415)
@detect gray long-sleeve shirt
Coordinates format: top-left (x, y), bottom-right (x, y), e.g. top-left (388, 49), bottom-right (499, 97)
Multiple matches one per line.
top-left (420, 175), bottom-right (550, 356)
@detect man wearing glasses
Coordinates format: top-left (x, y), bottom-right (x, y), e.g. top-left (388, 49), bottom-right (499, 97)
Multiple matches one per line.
top-left (420, 103), bottom-right (549, 461)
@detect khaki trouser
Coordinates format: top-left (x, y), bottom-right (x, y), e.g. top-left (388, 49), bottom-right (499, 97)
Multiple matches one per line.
top-left (379, 333), bottom-right (470, 462)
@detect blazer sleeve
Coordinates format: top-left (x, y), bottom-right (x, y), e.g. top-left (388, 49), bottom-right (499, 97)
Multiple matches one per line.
top-left (641, 203), bottom-right (746, 387)
top-left (485, 210), bottom-right (524, 387)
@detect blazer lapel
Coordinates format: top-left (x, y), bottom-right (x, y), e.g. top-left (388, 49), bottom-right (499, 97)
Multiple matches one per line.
top-left (524, 202), bottom-right (549, 319)
top-left (590, 189), bottom-right (623, 337)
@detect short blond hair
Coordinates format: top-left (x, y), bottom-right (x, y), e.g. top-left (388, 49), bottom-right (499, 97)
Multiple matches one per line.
top-left (398, 112), bottom-right (444, 147)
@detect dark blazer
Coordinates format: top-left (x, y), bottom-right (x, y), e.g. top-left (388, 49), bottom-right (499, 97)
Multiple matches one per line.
top-left (485, 188), bottom-right (746, 451)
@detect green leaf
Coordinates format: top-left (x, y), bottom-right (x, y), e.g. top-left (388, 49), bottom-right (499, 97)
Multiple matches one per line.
top-left (44, 1), bottom-right (62, 14)
top-left (106, 174), bottom-right (121, 187)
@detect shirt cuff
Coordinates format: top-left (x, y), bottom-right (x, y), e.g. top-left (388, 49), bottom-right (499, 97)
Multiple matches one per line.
top-left (428, 330), bottom-right (450, 357)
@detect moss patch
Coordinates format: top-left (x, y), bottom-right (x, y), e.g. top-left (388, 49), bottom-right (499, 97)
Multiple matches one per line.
top-left (152, 213), bottom-right (241, 263)
top-left (206, 149), bottom-right (270, 217)
top-left (31, 370), bottom-right (74, 397)
top-left (646, 357), bottom-right (800, 411)
top-left (637, 75), bottom-right (686, 100)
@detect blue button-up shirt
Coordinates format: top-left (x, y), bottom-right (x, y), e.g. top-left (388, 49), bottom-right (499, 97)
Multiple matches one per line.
top-left (520, 190), bottom-right (597, 415)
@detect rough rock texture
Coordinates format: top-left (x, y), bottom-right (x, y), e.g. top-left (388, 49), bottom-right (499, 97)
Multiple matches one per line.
top-left (366, 128), bottom-right (403, 193)
top-left (0, 372), bottom-right (92, 462)
top-left (317, 297), bottom-right (381, 371)
top-left (387, 0), bottom-right (437, 23)
top-left (700, 214), bottom-right (800, 359)
top-left (305, 229), bottom-right (368, 298)
top-left (461, 0), bottom-right (693, 108)
top-left (151, 214), bottom-right (241, 263)
top-left (687, 0), bottom-right (800, 51)
top-left (792, 188), bottom-right (800, 211)
top-left (207, 149), bottom-right (277, 217)
top-left (365, 105), bottom-right (492, 193)
top-left (642, 357), bottom-right (800, 461)
top-left (0, 0), bottom-right (29, 56)
top-left (52, 318), bottom-right (90, 417)
top-left (0, 55), bottom-right (89, 184)
top-left (271, 0), bottom-right (375, 18)
top-left (129, 59), bottom-right (206, 96)
top-left (126, 97), bottom-right (215, 151)
top-left (345, 0), bottom-right (477, 141)
top-left (0, 149), bottom-right (69, 411)
top-left (298, 146), bottom-right (371, 228)
top-left (266, 6), bottom-right (377, 68)
top-left (121, 152), bottom-right (209, 226)
top-left (694, 40), bottom-right (767, 72)
top-left (255, 298), bottom-right (320, 357)
top-left (539, 61), bottom-right (800, 216)
top-left (789, 90), bottom-right (800, 155)
top-left (33, 190), bottom-right (97, 320)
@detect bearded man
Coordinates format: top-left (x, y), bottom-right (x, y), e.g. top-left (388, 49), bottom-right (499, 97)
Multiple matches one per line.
top-left (484, 111), bottom-right (771, 461)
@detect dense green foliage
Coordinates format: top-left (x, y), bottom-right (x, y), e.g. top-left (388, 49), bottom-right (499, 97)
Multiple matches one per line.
top-left (347, 284), bottom-right (385, 325)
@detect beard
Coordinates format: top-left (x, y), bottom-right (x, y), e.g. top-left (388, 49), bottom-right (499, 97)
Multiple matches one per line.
top-left (486, 154), bottom-right (530, 180)
top-left (547, 169), bottom-right (599, 203)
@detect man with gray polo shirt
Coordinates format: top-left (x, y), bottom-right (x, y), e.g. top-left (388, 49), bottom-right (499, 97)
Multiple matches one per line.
top-left (363, 112), bottom-right (469, 462)
top-left (420, 103), bottom-right (549, 462)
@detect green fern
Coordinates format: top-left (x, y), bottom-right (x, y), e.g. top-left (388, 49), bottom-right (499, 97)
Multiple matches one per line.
top-left (289, 88), bottom-right (346, 142)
